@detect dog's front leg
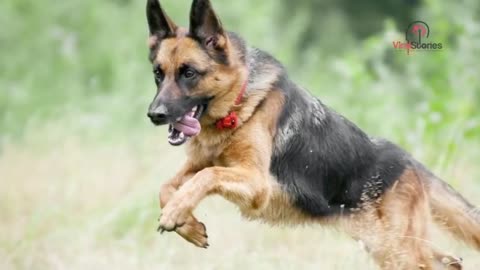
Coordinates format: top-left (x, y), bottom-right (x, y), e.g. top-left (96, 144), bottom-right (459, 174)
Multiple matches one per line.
top-left (158, 166), bottom-right (269, 232)
top-left (159, 160), bottom-right (210, 248)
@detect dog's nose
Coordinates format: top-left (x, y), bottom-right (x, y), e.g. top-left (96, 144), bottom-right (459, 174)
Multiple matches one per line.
top-left (147, 105), bottom-right (169, 123)
top-left (147, 111), bottom-right (167, 121)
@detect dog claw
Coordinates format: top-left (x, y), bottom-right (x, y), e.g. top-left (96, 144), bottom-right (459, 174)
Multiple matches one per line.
top-left (157, 224), bottom-right (167, 234)
top-left (157, 225), bottom-right (166, 234)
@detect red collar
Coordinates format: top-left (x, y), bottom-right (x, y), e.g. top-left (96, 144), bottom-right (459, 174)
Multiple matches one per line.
top-left (215, 79), bottom-right (248, 130)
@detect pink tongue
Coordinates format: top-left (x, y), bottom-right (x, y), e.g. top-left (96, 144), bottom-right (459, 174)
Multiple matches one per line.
top-left (173, 115), bottom-right (201, 137)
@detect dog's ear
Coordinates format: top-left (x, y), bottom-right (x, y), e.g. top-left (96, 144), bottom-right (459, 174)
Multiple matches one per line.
top-left (146, 0), bottom-right (176, 46)
top-left (189, 0), bottom-right (227, 52)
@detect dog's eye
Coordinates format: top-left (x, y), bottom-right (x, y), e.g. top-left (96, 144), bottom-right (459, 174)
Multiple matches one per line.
top-left (153, 67), bottom-right (164, 82)
top-left (181, 67), bottom-right (197, 79)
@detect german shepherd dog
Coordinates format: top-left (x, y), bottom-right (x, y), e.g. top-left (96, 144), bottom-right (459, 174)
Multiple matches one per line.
top-left (145, 0), bottom-right (480, 268)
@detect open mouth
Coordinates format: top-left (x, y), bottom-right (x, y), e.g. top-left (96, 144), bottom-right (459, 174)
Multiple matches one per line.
top-left (168, 104), bottom-right (206, 146)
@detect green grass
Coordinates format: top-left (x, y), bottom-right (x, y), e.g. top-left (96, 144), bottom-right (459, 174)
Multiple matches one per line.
top-left (1, 0), bottom-right (480, 269)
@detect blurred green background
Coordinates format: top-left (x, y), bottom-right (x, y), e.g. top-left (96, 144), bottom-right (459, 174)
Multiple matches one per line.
top-left (1, 0), bottom-right (479, 269)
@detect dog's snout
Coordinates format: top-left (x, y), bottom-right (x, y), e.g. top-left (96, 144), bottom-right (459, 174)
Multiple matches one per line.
top-left (148, 105), bottom-right (169, 124)
top-left (147, 111), bottom-right (167, 120)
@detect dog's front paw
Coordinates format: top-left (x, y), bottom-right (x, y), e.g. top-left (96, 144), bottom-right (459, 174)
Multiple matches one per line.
top-left (157, 203), bottom-right (189, 232)
top-left (176, 216), bottom-right (209, 248)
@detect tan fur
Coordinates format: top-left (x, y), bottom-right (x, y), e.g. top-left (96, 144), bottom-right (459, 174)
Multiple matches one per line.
top-left (428, 178), bottom-right (480, 250)
top-left (341, 170), bottom-right (463, 269)
top-left (239, 179), bottom-right (324, 226)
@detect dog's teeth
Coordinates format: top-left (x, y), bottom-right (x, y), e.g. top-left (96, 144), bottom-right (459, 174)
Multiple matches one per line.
top-left (192, 106), bottom-right (198, 113)
top-left (176, 117), bottom-right (182, 122)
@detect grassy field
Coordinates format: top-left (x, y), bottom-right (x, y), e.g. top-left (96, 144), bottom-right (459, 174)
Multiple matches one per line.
top-left (1, 126), bottom-right (480, 269)
top-left (1, 0), bottom-right (480, 269)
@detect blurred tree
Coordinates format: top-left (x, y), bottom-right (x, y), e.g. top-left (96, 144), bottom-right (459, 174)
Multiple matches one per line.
top-left (278, 0), bottom-right (419, 50)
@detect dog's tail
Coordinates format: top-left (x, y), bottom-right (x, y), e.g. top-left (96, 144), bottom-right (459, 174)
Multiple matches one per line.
top-left (427, 175), bottom-right (480, 250)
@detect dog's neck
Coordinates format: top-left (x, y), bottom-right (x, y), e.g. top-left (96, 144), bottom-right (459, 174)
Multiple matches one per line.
top-left (212, 46), bottom-right (284, 129)
top-left (191, 45), bottom-right (284, 147)
top-left (215, 78), bottom-right (248, 130)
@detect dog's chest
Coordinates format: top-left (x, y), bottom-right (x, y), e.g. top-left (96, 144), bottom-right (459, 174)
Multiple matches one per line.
top-left (188, 138), bottom-right (227, 161)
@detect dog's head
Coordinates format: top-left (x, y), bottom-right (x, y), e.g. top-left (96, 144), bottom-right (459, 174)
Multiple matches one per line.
top-left (146, 0), bottom-right (243, 146)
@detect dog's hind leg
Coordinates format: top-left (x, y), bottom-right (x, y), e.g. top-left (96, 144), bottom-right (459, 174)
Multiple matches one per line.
top-left (344, 169), bottom-right (437, 269)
